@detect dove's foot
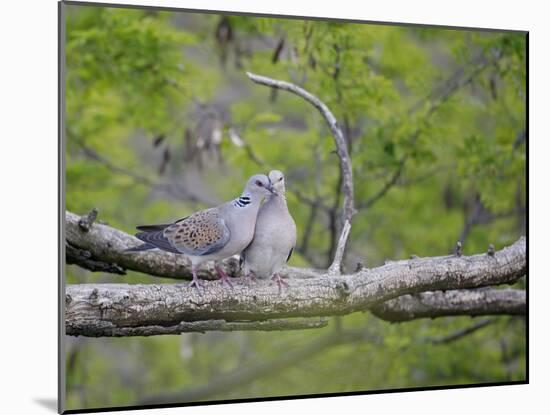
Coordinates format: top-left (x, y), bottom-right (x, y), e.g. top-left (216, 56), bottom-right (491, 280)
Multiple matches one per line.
top-left (271, 273), bottom-right (288, 294)
top-left (216, 266), bottom-right (234, 288)
top-left (189, 269), bottom-right (204, 294)
top-left (244, 272), bottom-right (258, 285)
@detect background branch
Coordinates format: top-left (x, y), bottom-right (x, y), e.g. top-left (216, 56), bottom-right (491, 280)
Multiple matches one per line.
top-left (67, 317), bottom-right (329, 337)
top-left (371, 288), bottom-right (525, 322)
top-left (426, 319), bottom-right (495, 345)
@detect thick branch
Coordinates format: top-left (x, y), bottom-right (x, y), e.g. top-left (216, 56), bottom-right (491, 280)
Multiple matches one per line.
top-left (66, 236), bottom-right (525, 335)
top-left (65, 210), bottom-right (239, 281)
top-left (371, 288), bottom-right (526, 322)
top-left (66, 317), bottom-right (328, 337)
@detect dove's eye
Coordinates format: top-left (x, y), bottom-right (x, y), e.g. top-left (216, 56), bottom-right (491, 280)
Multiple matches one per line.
top-left (278, 177), bottom-right (283, 182)
top-left (255, 180), bottom-right (263, 187)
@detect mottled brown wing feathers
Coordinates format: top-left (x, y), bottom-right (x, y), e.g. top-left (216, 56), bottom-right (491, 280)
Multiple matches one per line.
top-left (163, 209), bottom-right (230, 256)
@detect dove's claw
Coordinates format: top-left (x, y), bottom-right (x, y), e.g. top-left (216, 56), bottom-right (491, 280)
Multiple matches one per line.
top-left (244, 272), bottom-right (258, 285)
top-left (271, 273), bottom-right (288, 294)
top-left (189, 269), bottom-right (204, 294)
top-left (216, 266), bottom-right (234, 288)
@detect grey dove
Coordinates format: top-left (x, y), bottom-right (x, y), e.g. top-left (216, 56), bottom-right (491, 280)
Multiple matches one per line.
top-left (127, 174), bottom-right (275, 290)
top-left (242, 170), bottom-right (297, 291)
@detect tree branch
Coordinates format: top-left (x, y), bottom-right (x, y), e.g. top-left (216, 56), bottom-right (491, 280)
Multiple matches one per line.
top-left (426, 319), bottom-right (495, 345)
top-left (67, 317), bottom-right (328, 337)
top-left (327, 220), bottom-right (351, 275)
top-left (246, 72), bottom-right (356, 274)
top-left (65, 229), bottom-right (525, 336)
top-left (371, 288), bottom-right (526, 322)
top-left (65, 210), bottom-right (237, 281)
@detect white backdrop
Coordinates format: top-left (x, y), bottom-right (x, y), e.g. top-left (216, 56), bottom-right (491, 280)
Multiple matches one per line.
top-left (0, 0), bottom-right (544, 414)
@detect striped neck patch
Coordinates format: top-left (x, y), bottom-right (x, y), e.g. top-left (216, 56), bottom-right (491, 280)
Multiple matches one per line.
top-left (234, 196), bottom-right (251, 207)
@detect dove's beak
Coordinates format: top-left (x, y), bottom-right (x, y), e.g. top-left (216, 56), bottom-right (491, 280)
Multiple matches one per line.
top-left (267, 181), bottom-right (278, 195)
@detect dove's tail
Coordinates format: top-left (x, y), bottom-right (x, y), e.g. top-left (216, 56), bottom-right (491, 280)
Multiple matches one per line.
top-left (125, 223), bottom-right (171, 252)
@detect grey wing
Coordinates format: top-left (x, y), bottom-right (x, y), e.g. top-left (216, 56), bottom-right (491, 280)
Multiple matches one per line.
top-left (134, 231), bottom-right (181, 254)
top-left (163, 209), bottom-right (231, 256)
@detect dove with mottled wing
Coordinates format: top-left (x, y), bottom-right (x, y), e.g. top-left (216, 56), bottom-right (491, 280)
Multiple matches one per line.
top-left (242, 170), bottom-right (297, 292)
top-left (127, 174), bottom-right (275, 291)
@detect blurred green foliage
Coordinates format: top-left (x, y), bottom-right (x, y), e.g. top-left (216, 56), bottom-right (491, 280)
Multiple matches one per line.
top-left (64, 4), bottom-right (526, 411)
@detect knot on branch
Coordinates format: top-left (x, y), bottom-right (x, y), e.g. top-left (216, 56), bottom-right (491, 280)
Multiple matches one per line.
top-left (78, 208), bottom-right (98, 232)
top-left (335, 280), bottom-right (352, 300)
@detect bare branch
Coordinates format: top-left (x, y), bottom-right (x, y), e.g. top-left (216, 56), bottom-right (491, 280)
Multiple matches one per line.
top-left (66, 241), bottom-right (125, 275)
top-left (371, 288), bottom-right (526, 322)
top-left (359, 156), bottom-right (407, 210)
top-left (65, 237), bottom-right (525, 335)
top-left (67, 317), bottom-right (329, 337)
top-left (246, 72), bottom-right (356, 271)
top-left (327, 220), bottom-right (351, 274)
top-left (427, 319), bottom-right (495, 345)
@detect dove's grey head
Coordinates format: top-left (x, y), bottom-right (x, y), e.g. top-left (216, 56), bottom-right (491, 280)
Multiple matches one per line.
top-left (244, 174), bottom-right (274, 198)
top-left (268, 170), bottom-right (286, 195)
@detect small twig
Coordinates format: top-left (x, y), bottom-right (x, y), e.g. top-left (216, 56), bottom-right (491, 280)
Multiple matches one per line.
top-left (328, 220), bottom-right (352, 274)
top-left (428, 319), bottom-right (495, 345)
top-left (456, 241), bottom-right (463, 257)
top-left (359, 156), bottom-right (407, 210)
top-left (78, 208), bottom-right (98, 232)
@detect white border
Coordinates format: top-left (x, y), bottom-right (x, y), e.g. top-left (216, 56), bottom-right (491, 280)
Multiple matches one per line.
top-left (1, 0), bottom-right (545, 414)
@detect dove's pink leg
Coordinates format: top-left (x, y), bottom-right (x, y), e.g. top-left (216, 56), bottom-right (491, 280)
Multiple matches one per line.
top-left (244, 271), bottom-right (258, 285)
top-left (271, 273), bottom-right (289, 294)
top-left (188, 266), bottom-right (203, 293)
top-left (215, 265), bottom-right (234, 288)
